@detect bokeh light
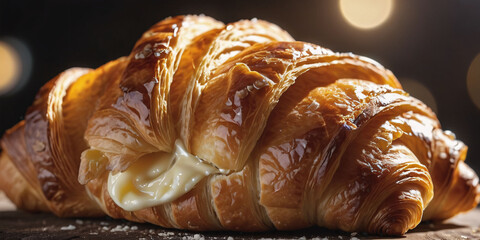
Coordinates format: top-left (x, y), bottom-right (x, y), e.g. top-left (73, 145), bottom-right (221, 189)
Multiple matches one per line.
top-left (0, 41), bottom-right (21, 94)
top-left (467, 53), bottom-right (480, 110)
top-left (400, 78), bottom-right (438, 113)
top-left (339, 0), bottom-right (393, 29)
top-left (0, 38), bottom-right (32, 96)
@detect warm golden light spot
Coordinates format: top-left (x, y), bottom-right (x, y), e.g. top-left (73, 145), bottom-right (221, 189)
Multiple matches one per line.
top-left (467, 53), bottom-right (480, 110)
top-left (339, 0), bottom-right (393, 29)
top-left (0, 41), bottom-right (21, 94)
top-left (401, 78), bottom-right (438, 113)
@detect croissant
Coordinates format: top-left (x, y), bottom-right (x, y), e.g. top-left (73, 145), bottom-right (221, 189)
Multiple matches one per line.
top-left (0, 15), bottom-right (479, 236)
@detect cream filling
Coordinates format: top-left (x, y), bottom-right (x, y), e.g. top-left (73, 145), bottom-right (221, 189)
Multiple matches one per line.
top-left (107, 139), bottom-right (220, 212)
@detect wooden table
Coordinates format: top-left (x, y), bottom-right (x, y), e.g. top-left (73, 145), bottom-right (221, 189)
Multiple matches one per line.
top-left (0, 192), bottom-right (479, 239)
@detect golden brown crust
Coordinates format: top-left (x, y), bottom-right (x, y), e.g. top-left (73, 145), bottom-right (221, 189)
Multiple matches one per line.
top-left (211, 164), bottom-right (271, 231)
top-left (1, 121), bottom-right (43, 198)
top-left (0, 15), bottom-right (478, 236)
top-left (0, 152), bottom-right (44, 212)
top-left (23, 67), bottom-right (105, 217)
top-left (171, 178), bottom-right (221, 231)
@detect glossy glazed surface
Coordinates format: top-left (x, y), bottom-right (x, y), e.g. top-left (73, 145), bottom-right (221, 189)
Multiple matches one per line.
top-left (0, 15), bottom-right (478, 236)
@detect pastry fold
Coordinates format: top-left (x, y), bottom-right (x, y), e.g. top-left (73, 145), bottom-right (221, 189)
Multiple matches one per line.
top-left (1, 15), bottom-right (478, 235)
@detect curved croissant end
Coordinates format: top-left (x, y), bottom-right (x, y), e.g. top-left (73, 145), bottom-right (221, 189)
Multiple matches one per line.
top-left (0, 15), bottom-right (478, 235)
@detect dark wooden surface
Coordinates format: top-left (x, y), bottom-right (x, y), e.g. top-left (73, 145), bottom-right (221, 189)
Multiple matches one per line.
top-left (0, 209), bottom-right (479, 240)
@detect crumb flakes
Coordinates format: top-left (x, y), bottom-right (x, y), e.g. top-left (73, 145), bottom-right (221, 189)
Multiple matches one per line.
top-left (131, 226), bottom-right (139, 230)
top-left (60, 225), bottom-right (76, 231)
top-left (158, 232), bottom-right (175, 237)
top-left (75, 219), bottom-right (84, 225)
top-left (111, 225), bottom-right (126, 232)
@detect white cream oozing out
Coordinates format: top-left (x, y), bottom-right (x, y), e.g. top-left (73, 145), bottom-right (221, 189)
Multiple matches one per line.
top-left (108, 139), bottom-right (220, 211)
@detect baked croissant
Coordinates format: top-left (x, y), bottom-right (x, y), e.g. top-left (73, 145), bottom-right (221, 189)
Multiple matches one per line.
top-left (0, 15), bottom-right (479, 235)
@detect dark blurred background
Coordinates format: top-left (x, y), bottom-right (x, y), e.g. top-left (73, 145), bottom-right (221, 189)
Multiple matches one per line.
top-left (0, 0), bottom-right (479, 173)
